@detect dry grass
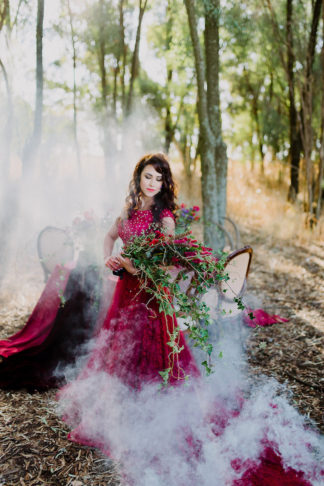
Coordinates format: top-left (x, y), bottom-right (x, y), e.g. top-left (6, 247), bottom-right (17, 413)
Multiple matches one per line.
top-left (176, 158), bottom-right (324, 245)
top-left (227, 160), bottom-right (324, 245)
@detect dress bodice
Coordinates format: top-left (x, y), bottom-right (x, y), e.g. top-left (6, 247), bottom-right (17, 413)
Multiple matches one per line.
top-left (118, 209), bottom-right (174, 245)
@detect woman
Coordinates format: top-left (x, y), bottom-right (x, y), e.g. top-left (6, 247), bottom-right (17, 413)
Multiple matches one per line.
top-left (59, 153), bottom-right (321, 486)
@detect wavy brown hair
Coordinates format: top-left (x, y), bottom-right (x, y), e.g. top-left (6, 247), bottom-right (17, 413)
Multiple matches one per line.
top-left (125, 153), bottom-right (178, 222)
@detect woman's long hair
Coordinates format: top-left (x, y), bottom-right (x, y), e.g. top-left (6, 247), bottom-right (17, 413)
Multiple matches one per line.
top-left (125, 153), bottom-right (178, 222)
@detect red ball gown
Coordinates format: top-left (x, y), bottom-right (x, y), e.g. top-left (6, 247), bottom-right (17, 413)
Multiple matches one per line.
top-left (58, 209), bottom-right (322, 486)
top-left (0, 252), bottom-right (107, 390)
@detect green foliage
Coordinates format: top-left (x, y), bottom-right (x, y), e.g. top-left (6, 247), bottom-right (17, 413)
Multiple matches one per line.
top-left (122, 224), bottom-right (229, 385)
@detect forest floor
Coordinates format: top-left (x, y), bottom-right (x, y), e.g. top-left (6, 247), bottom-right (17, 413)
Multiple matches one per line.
top-left (0, 225), bottom-right (323, 485)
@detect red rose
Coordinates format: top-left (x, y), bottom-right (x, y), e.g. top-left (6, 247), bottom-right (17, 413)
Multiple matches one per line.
top-left (193, 206), bottom-right (200, 212)
top-left (149, 238), bottom-right (160, 246)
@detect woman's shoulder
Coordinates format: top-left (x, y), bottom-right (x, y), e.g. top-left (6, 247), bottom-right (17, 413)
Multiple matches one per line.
top-left (160, 208), bottom-right (175, 220)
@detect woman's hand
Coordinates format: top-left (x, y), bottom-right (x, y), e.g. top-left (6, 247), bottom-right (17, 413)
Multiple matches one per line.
top-left (115, 255), bottom-right (138, 275)
top-left (105, 255), bottom-right (122, 271)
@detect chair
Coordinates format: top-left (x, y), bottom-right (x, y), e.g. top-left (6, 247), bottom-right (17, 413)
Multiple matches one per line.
top-left (37, 226), bottom-right (74, 282)
top-left (214, 216), bottom-right (241, 251)
top-left (177, 246), bottom-right (253, 329)
top-left (217, 246), bottom-right (252, 315)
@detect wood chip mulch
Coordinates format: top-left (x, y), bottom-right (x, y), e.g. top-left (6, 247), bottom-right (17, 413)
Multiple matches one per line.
top-left (242, 226), bottom-right (324, 433)
top-left (0, 390), bottom-right (120, 485)
top-left (0, 226), bottom-right (323, 484)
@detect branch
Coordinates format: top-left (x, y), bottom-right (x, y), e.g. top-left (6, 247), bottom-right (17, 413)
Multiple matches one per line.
top-left (262, 0), bottom-right (287, 73)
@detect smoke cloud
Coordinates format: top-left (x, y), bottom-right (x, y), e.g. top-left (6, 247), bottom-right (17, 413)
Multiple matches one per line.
top-left (57, 313), bottom-right (324, 486)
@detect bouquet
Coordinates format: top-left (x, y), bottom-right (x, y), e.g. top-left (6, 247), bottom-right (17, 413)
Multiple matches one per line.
top-left (121, 226), bottom-right (228, 385)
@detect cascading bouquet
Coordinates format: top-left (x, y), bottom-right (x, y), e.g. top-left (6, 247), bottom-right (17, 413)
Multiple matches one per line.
top-left (121, 226), bottom-right (228, 386)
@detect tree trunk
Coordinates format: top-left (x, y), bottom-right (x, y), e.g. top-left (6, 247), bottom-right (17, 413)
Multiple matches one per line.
top-left (251, 90), bottom-right (264, 174)
top-left (0, 58), bottom-right (12, 182)
top-left (286, 0), bottom-right (302, 201)
top-left (204, 0), bottom-right (228, 229)
top-left (164, 68), bottom-right (174, 153)
top-left (67, 0), bottom-right (81, 178)
top-left (299, 0), bottom-right (322, 218)
top-left (264, 0), bottom-right (302, 200)
top-left (315, 3), bottom-right (324, 221)
top-left (119, 0), bottom-right (126, 112)
top-left (126, 0), bottom-right (148, 115)
top-left (98, 0), bottom-right (110, 172)
top-left (0, 0), bottom-right (9, 31)
top-left (184, 0), bottom-right (228, 249)
top-left (164, 2), bottom-right (173, 153)
top-left (22, 0), bottom-right (44, 177)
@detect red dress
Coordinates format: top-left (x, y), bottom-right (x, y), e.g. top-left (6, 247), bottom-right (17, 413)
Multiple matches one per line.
top-left (58, 209), bottom-right (322, 486)
top-left (0, 254), bottom-right (106, 390)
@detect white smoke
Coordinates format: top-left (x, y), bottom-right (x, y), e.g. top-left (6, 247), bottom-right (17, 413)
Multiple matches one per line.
top-left (56, 314), bottom-right (324, 486)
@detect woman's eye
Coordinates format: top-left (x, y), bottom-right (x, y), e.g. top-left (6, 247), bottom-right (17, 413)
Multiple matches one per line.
top-left (145, 175), bottom-right (151, 179)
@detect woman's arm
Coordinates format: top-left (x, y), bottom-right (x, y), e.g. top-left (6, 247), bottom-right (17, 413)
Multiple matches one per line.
top-left (104, 219), bottom-right (121, 271)
top-left (104, 216), bottom-right (138, 275)
top-left (161, 216), bottom-right (175, 237)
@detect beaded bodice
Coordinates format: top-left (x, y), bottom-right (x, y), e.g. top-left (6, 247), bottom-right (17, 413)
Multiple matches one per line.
top-left (118, 209), bottom-right (174, 244)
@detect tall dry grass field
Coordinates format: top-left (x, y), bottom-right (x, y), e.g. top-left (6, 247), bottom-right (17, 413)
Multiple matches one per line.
top-left (177, 159), bottom-right (324, 245)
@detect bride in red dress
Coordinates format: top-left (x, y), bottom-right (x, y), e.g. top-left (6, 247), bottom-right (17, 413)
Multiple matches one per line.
top-left (58, 153), bottom-right (323, 486)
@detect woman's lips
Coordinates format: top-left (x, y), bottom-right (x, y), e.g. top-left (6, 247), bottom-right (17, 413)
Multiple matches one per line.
top-left (147, 188), bottom-right (155, 192)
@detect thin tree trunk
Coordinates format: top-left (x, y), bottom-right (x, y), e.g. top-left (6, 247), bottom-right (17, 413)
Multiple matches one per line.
top-left (298, 0), bottom-right (322, 217)
top-left (264, 0), bottom-right (302, 200)
top-left (67, 0), bottom-right (81, 178)
top-left (164, 68), bottom-right (173, 153)
top-left (0, 0), bottom-right (9, 31)
top-left (22, 0), bottom-right (44, 177)
top-left (315, 2), bottom-right (324, 221)
top-left (250, 89), bottom-right (264, 174)
top-left (0, 58), bottom-right (13, 181)
top-left (98, 0), bottom-right (110, 172)
top-left (126, 0), bottom-right (148, 115)
top-left (119, 0), bottom-right (126, 112)
top-left (287, 0), bottom-right (301, 201)
top-left (0, 0), bottom-right (12, 175)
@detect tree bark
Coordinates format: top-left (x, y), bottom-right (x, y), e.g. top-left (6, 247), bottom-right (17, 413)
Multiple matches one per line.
top-left (119, 0), bottom-right (127, 112)
top-left (204, 0), bottom-right (228, 231)
top-left (184, 0), bottom-right (228, 249)
top-left (126, 0), bottom-right (148, 115)
top-left (0, 0), bottom-right (9, 31)
top-left (98, 0), bottom-right (110, 172)
top-left (315, 1), bottom-right (324, 221)
top-left (67, 0), bottom-right (81, 178)
top-left (22, 0), bottom-right (44, 177)
top-left (164, 1), bottom-right (173, 153)
top-left (299, 0), bottom-right (322, 217)
top-left (286, 0), bottom-right (301, 201)
top-left (264, 0), bottom-right (302, 200)
top-left (0, 58), bottom-right (12, 181)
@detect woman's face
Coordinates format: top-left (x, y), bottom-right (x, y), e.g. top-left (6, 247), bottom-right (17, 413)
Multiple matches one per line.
top-left (139, 164), bottom-right (163, 199)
